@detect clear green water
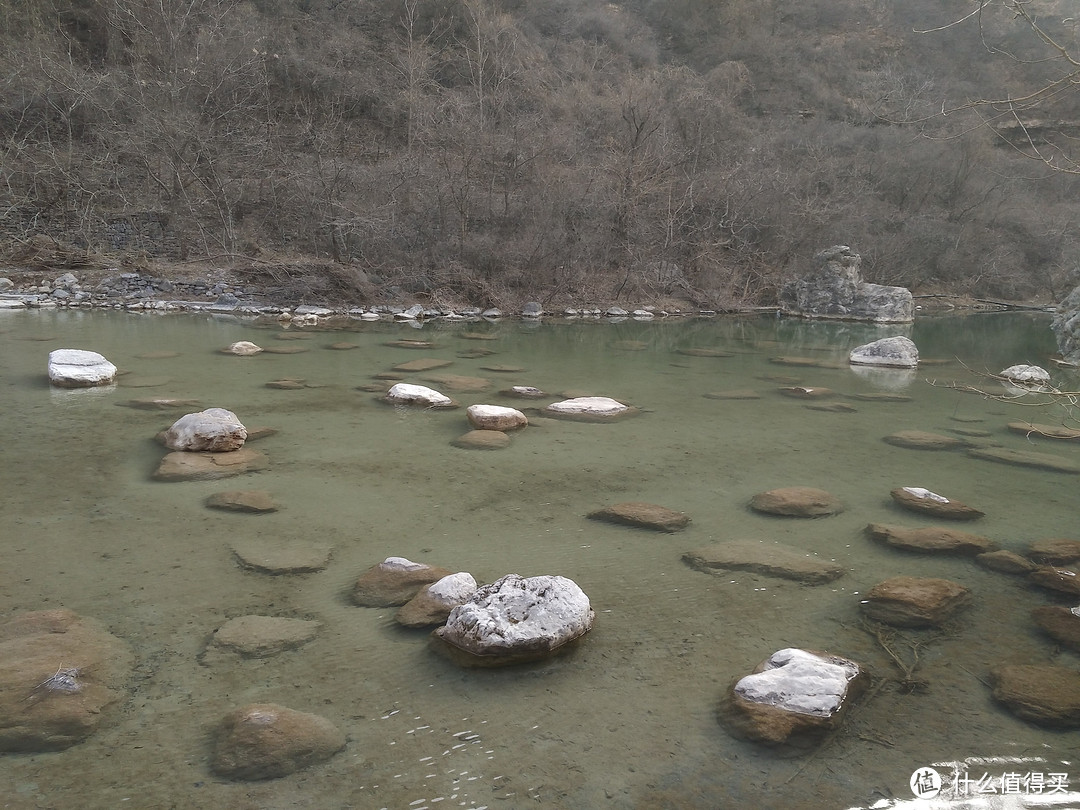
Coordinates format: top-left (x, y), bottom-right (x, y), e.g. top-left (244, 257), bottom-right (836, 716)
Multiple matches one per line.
top-left (1, 309), bottom-right (1078, 809)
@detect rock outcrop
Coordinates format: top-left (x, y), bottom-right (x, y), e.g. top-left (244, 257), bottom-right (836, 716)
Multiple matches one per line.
top-left (779, 245), bottom-right (913, 323)
top-left (1051, 284), bottom-right (1080, 365)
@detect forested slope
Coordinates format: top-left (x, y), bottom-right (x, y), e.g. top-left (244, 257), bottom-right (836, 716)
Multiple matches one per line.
top-left (2, 0), bottom-right (1078, 307)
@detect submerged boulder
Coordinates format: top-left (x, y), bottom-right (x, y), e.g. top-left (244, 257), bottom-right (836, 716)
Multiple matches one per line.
top-left (989, 665), bottom-right (1080, 728)
top-left (890, 486), bottom-right (983, 520)
top-left (779, 245), bottom-right (913, 323)
top-left (723, 648), bottom-right (870, 746)
top-left (212, 703), bottom-right (346, 780)
top-left (866, 523), bottom-right (997, 555)
top-left (861, 576), bottom-right (970, 627)
top-left (588, 502), bottom-right (690, 532)
top-left (1031, 606), bottom-right (1080, 653)
top-left (433, 574), bottom-right (594, 666)
top-left (749, 486), bottom-right (843, 518)
top-left (47, 349), bottom-right (117, 387)
top-left (684, 540), bottom-right (845, 584)
top-left (0, 609), bottom-right (135, 752)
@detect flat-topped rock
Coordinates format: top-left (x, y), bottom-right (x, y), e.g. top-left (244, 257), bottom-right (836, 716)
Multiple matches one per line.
top-left (500, 385), bottom-right (549, 399)
top-left (684, 540), bottom-right (845, 584)
top-left (212, 616), bottom-right (321, 658)
top-left (153, 447), bottom-right (268, 481)
top-left (866, 523), bottom-right (997, 555)
top-left (543, 396), bottom-right (637, 421)
top-left (383, 383), bottom-right (458, 408)
top-left (677, 347), bottom-right (733, 357)
top-left (704, 389), bottom-right (761, 400)
top-left (724, 648), bottom-right (870, 746)
top-left (587, 502), bottom-right (690, 532)
top-left (212, 703), bottom-right (346, 780)
top-left (206, 490), bottom-right (279, 513)
top-left (1031, 606), bottom-right (1080, 652)
top-left (883, 430), bottom-right (965, 450)
top-left (967, 446), bottom-right (1080, 474)
top-left (1027, 567), bottom-right (1080, 598)
top-left (396, 573), bottom-right (479, 628)
top-left (119, 397), bottom-right (202, 411)
top-left (749, 486), bottom-right (843, 518)
top-left (466, 404), bottom-right (527, 431)
top-left (990, 665), bottom-right (1080, 728)
top-left (352, 557), bottom-right (454, 606)
top-left (1007, 422), bottom-right (1080, 441)
top-left (778, 386), bottom-right (834, 399)
top-left (452, 430), bottom-right (511, 450)
top-left (861, 576), bottom-right (970, 627)
top-left (231, 540), bottom-right (332, 574)
top-left (976, 550), bottom-right (1038, 575)
top-left (47, 348), bottom-right (117, 387)
top-left (393, 357), bottom-right (453, 372)
top-left (432, 574), bottom-right (594, 667)
top-left (425, 373), bottom-right (491, 392)
top-left (1028, 538), bottom-right (1080, 565)
top-left (890, 487), bottom-right (983, 520)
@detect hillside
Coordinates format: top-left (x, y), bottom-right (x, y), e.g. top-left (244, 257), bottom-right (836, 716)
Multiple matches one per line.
top-left (1, 0), bottom-right (1078, 308)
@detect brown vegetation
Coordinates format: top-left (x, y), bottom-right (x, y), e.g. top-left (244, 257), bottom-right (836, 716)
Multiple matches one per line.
top-left (1, 0), bottom-right (1078, 307)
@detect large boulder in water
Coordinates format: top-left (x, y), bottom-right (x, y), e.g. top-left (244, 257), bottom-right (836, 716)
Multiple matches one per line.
top-left (432, 574), bottom-right (594, 666)
top-left (164, 408), bottom-right (247, 452)
top-left (47, 349), bottom-right (117, 387)
top-left (722, 648), bottom-right (870, 746)
top-left (779, 245), bottom-right (913, 323)
top-left (850, 336), bottom-right (919, 369)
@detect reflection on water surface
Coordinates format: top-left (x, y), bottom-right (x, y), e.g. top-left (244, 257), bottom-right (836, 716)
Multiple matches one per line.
top-left (1, 310), bottom-right (1078, 809)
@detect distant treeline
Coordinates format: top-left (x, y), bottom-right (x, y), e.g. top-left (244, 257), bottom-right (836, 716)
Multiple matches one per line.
top-left (1, 0), bottom-right (1078, 306)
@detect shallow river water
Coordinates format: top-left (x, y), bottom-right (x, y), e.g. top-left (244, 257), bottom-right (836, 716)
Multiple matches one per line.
top-left (1, 309), bottom-right (1079, 810)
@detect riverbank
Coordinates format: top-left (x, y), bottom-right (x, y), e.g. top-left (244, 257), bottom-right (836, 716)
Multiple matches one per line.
top-left (0, 263), bottom-right (1057, 321)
